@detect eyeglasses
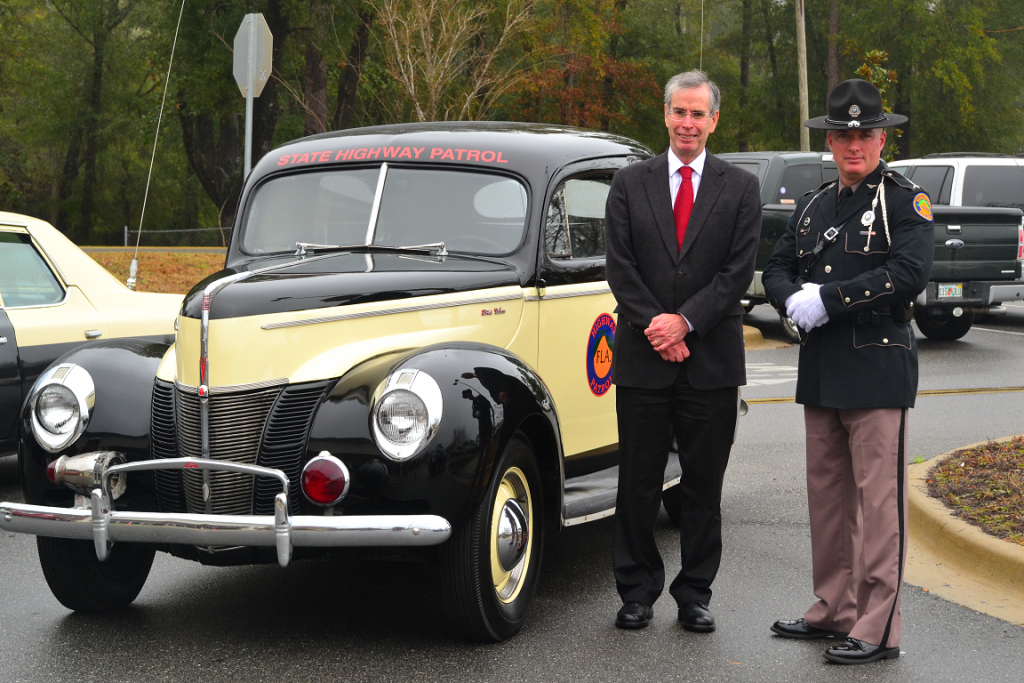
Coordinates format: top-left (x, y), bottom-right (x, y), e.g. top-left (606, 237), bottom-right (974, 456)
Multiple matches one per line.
top-left (667, 108), bottom-right (710, 122)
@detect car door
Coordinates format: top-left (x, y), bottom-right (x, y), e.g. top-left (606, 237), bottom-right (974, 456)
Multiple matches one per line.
top-left (537, 159), bottom-right (629, 475)
top-left (0, 306), bottom-right (20, 448)
top-left (0, 229), bottom-right (109, 395)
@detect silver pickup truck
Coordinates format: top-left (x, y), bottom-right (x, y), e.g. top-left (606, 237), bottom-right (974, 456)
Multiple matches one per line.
top-left (720, 151), bottom-right (1024, 341)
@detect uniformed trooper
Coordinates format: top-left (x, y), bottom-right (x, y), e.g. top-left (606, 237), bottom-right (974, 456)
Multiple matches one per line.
top-left (761, 79), bottom-right (934, 665)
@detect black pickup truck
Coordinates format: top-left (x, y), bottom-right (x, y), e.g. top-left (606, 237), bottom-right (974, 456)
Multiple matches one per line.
top-left (720, 151), bottom-right (1024, 341)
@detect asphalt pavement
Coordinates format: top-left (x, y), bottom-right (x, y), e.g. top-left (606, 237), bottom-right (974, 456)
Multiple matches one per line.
top-left (1, 303), bottom-right (1022, 682)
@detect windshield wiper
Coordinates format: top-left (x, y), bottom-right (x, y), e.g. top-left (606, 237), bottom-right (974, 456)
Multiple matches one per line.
top-left (294, 241), bottom-right (449, 259)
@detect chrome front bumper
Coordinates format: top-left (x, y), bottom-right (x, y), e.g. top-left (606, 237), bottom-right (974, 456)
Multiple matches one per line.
top-left (0, 456), bottom-right (451, 568)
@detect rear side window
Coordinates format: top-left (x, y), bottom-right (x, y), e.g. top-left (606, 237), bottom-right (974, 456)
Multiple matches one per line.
top-left (777, 164), bottom-right (823, 204)
top-left (907, 165), bottom-right (953, 205)
top-left (0, 233), bottom-right (65, 307)
top-left (962, 165), bottom-right (1024, 211)
top-left (546, 176), bottom-right (612, 259)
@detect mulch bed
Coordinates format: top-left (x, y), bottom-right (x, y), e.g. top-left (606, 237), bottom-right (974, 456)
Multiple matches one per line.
top-left (927, 434), bottom-right (1024, 547)
top-left (91, 252), bottom-right (225, 295)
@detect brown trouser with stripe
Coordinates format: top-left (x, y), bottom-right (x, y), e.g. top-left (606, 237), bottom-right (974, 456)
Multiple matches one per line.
top-left (802, 406), bottom-right (909, 648)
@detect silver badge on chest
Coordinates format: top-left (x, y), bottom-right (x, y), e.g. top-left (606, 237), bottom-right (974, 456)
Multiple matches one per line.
top-left (861, 210), bottom-right (875, 227)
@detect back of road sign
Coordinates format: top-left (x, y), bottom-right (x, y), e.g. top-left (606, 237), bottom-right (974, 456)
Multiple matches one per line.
top-left (233, 14), bottom-right (273, 98)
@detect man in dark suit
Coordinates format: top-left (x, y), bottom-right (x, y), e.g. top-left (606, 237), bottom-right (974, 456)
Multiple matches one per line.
top-left (604, 70), bottom-right (761, 631)
top-left (761, 79), bottom-right (933, 664)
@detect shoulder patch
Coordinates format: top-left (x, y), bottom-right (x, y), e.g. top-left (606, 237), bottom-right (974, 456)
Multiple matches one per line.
top-left (913, 193), bottom-right (933, 221)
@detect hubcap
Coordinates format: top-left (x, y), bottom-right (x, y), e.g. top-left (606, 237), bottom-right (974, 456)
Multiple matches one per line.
top-left (490, 466), bottom-right (532, 603)
top-left (496, 499), bottom-right (528, 571)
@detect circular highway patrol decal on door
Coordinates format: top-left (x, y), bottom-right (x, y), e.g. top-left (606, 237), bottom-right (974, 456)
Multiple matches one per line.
top-left (587, 313), bottom-right (616, 396)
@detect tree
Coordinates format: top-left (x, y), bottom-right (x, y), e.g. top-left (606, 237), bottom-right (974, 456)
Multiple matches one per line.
top-left (370, 0), bottom-right (535, 122)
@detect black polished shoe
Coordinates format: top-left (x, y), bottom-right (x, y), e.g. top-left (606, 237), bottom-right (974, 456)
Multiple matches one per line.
top-left (824, 638), bottom-right (900, 664)
top-left (771, 618), bottom-right (848, 640)
top-left (678, 600), bottom-right (716, 632)
top-left (616, 601), bottom-right (653, 629)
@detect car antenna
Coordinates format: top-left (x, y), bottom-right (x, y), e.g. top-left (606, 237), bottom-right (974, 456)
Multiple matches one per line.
top-left (127, 0), bottom-right (187, 290)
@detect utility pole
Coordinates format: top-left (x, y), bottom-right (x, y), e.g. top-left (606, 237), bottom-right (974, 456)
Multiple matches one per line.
top-left (796, 0), bottom-right (810, 151)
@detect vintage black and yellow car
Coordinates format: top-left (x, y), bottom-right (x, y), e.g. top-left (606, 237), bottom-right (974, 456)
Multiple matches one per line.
top-left (1, 123), bottom-right (690, 642)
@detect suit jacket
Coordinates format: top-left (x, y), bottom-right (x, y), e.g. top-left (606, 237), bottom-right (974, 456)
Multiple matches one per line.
top-left (761, 163), bottom-right (934, 409)
top-left (604, 150), bottom-right (761, 390)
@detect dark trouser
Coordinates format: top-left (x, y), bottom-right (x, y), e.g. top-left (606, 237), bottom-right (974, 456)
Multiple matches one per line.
top-left (802, 406), bottom-right (909, 648)
top-left (613, 375), bottom-right (737, 608)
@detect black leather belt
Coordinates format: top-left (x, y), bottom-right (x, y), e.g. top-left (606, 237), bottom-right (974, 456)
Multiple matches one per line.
top-left (854, 306), bottom-right (892, 326)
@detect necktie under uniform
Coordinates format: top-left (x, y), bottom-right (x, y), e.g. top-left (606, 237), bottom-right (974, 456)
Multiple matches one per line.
top-left (674, 166), bottom-right (693, 251)
top-left (837, 185), bottom-right (854, 212)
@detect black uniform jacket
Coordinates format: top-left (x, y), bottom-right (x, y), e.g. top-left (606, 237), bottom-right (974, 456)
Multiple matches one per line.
top-left (605, 151), bottom-right (761, 390)
top-left (762, 163), bottom-right (934, 409)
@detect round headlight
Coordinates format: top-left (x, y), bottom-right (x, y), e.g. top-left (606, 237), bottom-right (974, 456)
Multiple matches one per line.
top-left (35, 384), bottom-right (80, 435)
top-left (371, 369), bottom-right (443, 461)
top-left (30, 363), bottom-right (95, 453)
top-left (376, 390), bottom-right (428, 445)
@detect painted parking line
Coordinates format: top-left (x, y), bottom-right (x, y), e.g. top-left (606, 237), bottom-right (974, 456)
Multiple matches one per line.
top-left (971, 326), bottom-right (1024, 337)
top-left (746, 385), bottom-right (1024, 405)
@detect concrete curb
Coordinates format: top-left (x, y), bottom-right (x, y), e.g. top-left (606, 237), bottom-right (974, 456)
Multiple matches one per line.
top-left (905, 436), bottom-right (1024, 626)
top-left (743, 325), bottom-right (790, 351)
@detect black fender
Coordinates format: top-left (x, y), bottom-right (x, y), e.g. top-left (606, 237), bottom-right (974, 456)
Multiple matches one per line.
top-left (19, 338), bottom-right (169, 506)
top-left (307, 342), bottom-right (563, 527)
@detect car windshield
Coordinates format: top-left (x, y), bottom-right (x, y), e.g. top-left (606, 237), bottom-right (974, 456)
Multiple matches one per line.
top-left (241, 166), bottom-right (529, 256)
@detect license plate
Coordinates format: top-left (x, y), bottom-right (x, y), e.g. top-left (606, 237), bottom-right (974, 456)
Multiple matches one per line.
top-left (937, 283), bottom-right (963, 298)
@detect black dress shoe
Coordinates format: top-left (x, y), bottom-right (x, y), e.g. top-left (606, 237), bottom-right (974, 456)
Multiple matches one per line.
top-left (678, 600), bottom-right (715, 632)
top-left (616, 601), bottom-right (652, 629)
top-left (771, 618), bottom-right (848, 640)
top-left (824, 638), bottom-right (900, 664)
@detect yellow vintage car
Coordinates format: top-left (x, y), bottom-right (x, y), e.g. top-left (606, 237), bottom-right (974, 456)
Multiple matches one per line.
top-left (0, 212), bottom-right (182, 456)
top-left (1, 123), bottom-right (689, 642)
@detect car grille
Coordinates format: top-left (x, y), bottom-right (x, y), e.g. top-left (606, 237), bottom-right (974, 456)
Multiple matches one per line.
top-left (150, 379), bottom-right (330, 517)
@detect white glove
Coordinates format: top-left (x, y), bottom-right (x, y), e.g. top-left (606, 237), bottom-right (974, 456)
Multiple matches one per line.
top-left (785, 283), bottom-right (829, 330)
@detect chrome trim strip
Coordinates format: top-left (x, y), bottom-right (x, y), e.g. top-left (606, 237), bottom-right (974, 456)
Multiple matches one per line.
top-left (29, 232), bottom-right (70, 287)
top-left (1, 288), bottom-right (71, 311)
top-left (561, 476), bottom-right (677, 528)
top-left (261, 292), bottom-right (524, 330)
top-left (562, 507), bottom-right (615, 527)
top-left (541, 285), bottom-right (612, 300)
top-left (365, 162), bottom-right (389, 246)
top-left (0, 503), bottom-right (452, 549)
top-left (174, 378), bottom-right (289, 395)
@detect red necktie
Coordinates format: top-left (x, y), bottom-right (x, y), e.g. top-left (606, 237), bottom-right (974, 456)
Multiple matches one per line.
top-left (674, 166), bottom-right (693, 251)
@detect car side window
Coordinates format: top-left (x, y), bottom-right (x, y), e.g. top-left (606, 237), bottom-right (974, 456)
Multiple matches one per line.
top-left (545, 175), bottom-right (613, 259)
top-left (777, 164), bottom-right (823, 204)
top-left (908, 166), bottom-right (953, 205)
top-left (0, 233), bottom-right (64, 307)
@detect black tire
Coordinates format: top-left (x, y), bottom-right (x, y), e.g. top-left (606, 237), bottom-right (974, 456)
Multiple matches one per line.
top-left (440, 433), bottom-right (543, 642)
top-left (37, 536), bottom-right (155, 613)
top-left (914, 308), bottom-right (974, 341)
top-left (780, 314), bottom-right (802, 343)
top-left (662, 484), bottom-right (682, 527)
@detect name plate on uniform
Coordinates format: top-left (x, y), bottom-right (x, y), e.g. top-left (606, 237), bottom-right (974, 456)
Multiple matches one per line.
top-left (937, 283), bottom-right (963, 299)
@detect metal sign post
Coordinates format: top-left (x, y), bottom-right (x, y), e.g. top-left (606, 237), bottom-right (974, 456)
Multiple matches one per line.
top-left (233, 14), bottom-right (273, 177)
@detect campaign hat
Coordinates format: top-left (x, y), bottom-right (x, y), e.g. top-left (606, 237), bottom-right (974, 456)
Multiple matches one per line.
top-left (804, 78), bottom-right (908, 130)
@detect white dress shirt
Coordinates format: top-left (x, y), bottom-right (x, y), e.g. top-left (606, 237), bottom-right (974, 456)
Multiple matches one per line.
top-left (668, 148), bottom-right (706, 207)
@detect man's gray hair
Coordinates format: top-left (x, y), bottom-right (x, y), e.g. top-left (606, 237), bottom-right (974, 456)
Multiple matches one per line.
top-left (664, 70), bottom-right (721, 113)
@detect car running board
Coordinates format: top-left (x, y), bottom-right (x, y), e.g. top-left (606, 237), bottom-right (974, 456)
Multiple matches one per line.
top-left (562, 453), bottom-right (681, 527)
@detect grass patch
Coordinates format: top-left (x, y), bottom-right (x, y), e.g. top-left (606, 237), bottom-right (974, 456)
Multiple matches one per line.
top-left (928, 434), bottom-right (1024, 547)
top-left (91, 252), bottom-right (225, 294)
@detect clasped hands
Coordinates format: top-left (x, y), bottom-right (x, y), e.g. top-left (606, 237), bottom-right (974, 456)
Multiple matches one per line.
top-left (645, 313), bottom-right (690, 363)
top-left (786, 283), bottom-right (829, 330)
